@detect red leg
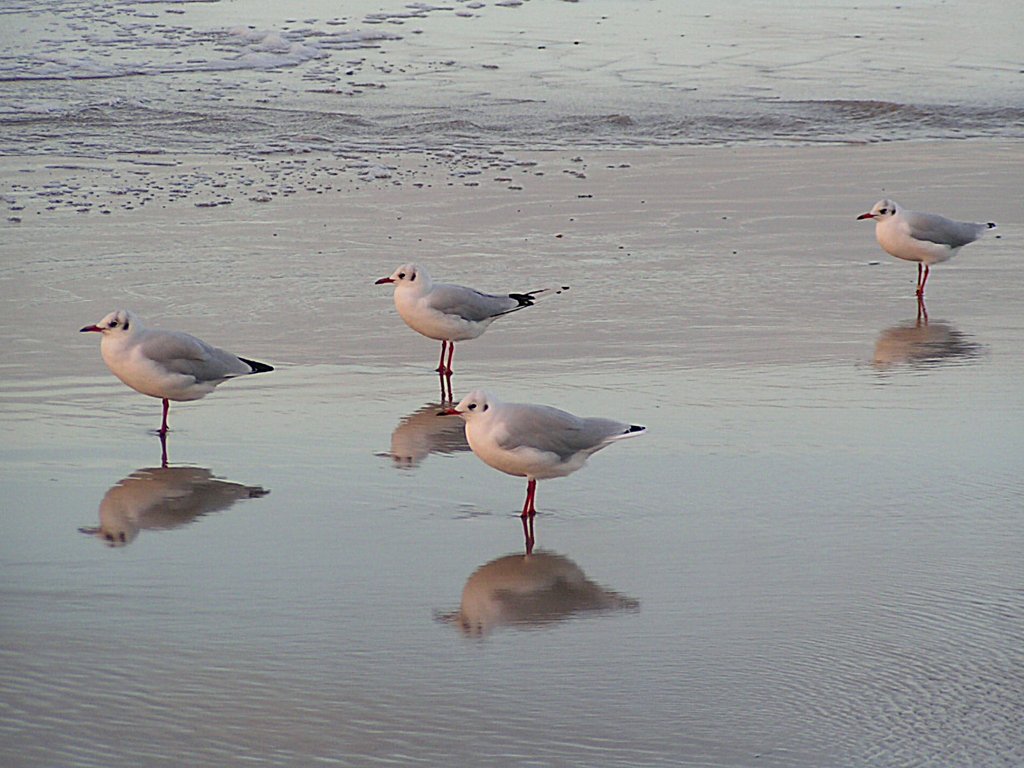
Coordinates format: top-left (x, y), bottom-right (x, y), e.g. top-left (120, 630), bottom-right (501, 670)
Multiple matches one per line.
top-left (435, 341), bottom-right (448, 374)
top-left (159, 398), bottom-right (170, 436)
top-left (917, 294), bottom-right (928, 324)
top-left (919, 264), bottom-right (930, 297)
top-left (159, 430), bottom-right (169, 467)
top-left (916, 262), bottom-right (923, 295)
top-left (521, 478), bottom-right (537, 519)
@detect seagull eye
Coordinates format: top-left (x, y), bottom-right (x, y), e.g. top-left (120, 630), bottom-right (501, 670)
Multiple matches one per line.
top-left (398, 272), bottom-right (406, 279)
top-left (468, 403), bottom-right (477, 410)
top-left (109, 320), bottom-right (118, 328)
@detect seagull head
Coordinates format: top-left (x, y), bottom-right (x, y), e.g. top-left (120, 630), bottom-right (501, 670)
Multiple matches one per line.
top-left (857, 199), bottom-right (900, 221)
top-left (374, 263), bottom-right (430, 290)
top-left (80, 309), bottom-right (138, 336)
top-left (440, 389), bottom-right (496, 420)
top-left (78, 518), bottom-right (138, 547)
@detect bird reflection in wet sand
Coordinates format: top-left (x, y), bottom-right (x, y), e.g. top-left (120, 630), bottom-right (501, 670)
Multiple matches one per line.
top-left (386, 402), bottom-right (470, 468)
top-left (79, 466), bottom-right (269, 547)
top-left (873, 308), bottom-right (983, 370)
top-left (437, 550), bottom-right (639, 637)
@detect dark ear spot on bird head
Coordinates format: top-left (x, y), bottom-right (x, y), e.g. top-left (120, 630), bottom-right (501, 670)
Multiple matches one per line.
top-left (409, 271), bottom-right (416, 281)
top-left (482, 403), bottom-right (489, 411)
top-left (123, 319), bottom-right (129, 330)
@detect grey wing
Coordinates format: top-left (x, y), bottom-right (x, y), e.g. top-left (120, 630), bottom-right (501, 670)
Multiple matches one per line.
top-left (497, 405), bottom-right (628, 460)
top-left (904, 211), bottom-right (986, 248)
top-left (138, 330), bottom-right (251, 382)
top-left (429, 283), bottom-right (520, 322)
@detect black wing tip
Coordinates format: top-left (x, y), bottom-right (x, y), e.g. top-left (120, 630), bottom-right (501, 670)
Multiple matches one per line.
top-left (626, 424), bottom-right (646, 434)
top-left (508, 292), bottom-right (536, 307)
top-left (240, 357), bottom-right (274, 374)
top-left (987, 222), bottom-right (997, 229)
top-left (508, 285), bottom-right (571, 305)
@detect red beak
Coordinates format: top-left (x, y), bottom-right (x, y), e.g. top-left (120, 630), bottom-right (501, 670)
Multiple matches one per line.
top-left (374, 277), bottom-right (395, 285)
top-left (438, 408), bottom-right (461, 416)
top-left (79, 324), bottom-right (102, 333)
top-left (856, 213), bottom-right (875, 220)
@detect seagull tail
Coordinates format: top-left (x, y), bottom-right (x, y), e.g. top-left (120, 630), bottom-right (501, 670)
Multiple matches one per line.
top-left (496, 285), bottom-right (571, 315)
top-left (239, 357), bottom-right (274, 374)
top-left (606, 424), bottom-right (647, 442)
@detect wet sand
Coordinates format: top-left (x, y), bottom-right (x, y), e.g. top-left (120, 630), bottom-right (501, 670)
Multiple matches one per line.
top-left (2, 141), bottom-right (1023, 766)
top-left (4, 140), bottom-right (1021, 371)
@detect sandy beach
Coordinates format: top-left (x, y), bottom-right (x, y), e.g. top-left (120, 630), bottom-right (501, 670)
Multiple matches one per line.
top-left (5, 140), bottom-right (1022, 372)
top-left (2, 139), bottom-right (1022, 767)
top-left (2, 0), bottom-right (1023, 764)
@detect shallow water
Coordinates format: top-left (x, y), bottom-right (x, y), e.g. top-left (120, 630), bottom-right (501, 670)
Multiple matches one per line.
top-left (2, 141), bottom-right (1023, 766)
top-left (2, 0), bottom-right (1022, 162)
top-left (2, 0), bottom-right (1024, 764)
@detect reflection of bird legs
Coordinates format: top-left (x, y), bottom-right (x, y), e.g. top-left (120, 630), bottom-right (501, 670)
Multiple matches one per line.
top-left (159, 430), bottom-right (169, 468)
top-left (436, 341), bottom-right (455, 402)
top-left (915, 263), bottom-right (931, 298)
top-left (520, 479), bottom-right (538, 550)
top-left (916, 294), bottom-right (929, 324)
top-left (521, 513), bottom-right (535, 554)
top-left (438, 370), bottom-right (453, 403)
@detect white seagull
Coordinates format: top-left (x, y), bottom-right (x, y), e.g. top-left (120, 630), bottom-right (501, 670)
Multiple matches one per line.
top-left (443, 390), bottom-right (645, 517)
top-left (857, 199), bottom-right (996, 297)
top-left (80, 309), bottom-right (273, 435)
top-left (375, 263), bottom-right (568, 378)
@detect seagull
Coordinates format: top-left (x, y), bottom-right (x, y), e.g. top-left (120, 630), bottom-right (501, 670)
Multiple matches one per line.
top-left (375, 263), bottom-right (568, 382)
top-left (443, 390), bottom-right (645, 518)
top-left (857, 199), bottom-right (996, 297)
top-left (80, 309), bottom-right (273, 435)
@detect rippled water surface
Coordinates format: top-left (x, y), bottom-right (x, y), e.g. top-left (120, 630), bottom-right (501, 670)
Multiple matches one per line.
top-left (2, 1), bottom-right (1023, 766)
